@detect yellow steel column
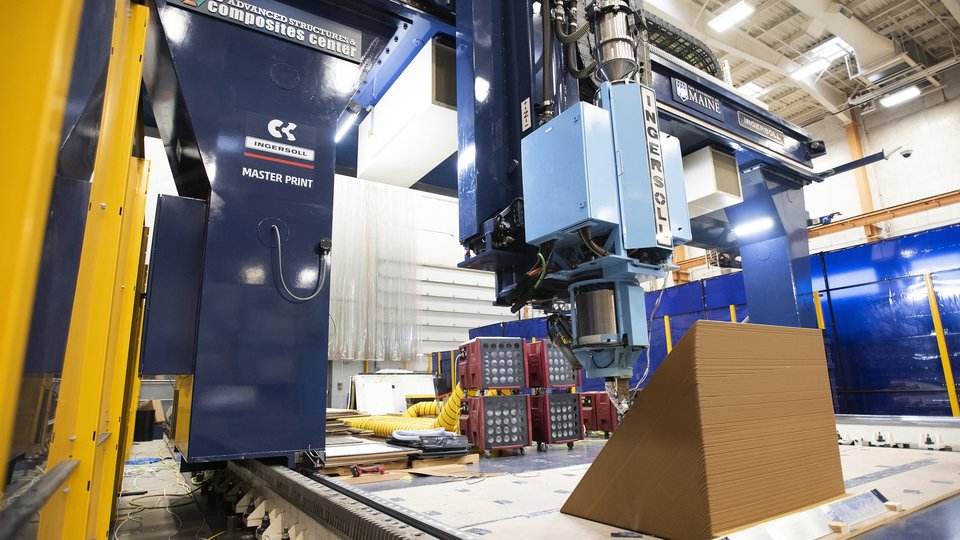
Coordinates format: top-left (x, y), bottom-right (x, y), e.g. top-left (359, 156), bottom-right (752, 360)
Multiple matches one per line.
top-left (729, 304), bottom-right (737, 323)
top-left (0, 1), bottom-right (83, 489)
top-left (116, 227), bottom-right (150, 492)
top-left (92, 158), bottom-right (151, 537)
top-left (39, 2), bottom-right (149, 536)
top-left (663, 316), bottom-right (673, 353)
top-left (813, 291), bottom-right (826, 330)
top-left (925, 273), bottom-right (960, 417)
top-left (450, 349), bottom-right (457, 388)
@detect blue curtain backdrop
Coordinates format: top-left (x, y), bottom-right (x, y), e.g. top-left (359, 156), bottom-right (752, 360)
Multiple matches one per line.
top-left (445, 223), bottom-right (960, 416)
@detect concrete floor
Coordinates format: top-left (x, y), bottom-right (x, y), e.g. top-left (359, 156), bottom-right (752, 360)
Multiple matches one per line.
top-left (8, 436), bottom-right (960, 539)
top-left (858, 496), bottom-right (960, 539)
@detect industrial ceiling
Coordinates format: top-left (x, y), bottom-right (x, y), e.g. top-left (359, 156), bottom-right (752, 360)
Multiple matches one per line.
top-left (647, 0), bottom-right (960, 126)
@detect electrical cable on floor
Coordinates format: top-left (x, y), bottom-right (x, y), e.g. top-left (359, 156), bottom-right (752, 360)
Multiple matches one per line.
top-left (114, 442), bottom-right (212, 539)
top-left (165, 498), bottom-right (183, 540)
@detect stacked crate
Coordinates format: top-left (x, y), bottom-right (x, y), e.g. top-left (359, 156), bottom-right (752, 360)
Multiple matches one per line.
top-left (525, 339), bottom-right (584, 449)
top-left (457, 338), bottom-right (532, 453)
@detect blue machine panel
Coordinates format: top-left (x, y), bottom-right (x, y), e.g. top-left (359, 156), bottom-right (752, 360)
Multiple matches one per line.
top-left (663, 134), bottom-right (692, 245)
top-left (602, 83), bottom-right (689, 251)
top-left (140, 195), bottom-right (207, 376)
top-left (521, 102), bottom-right (619, 246)
top-left (145, 0), bottom-right (396, 462)
top-left (24, 178), bottom-right (91, 374)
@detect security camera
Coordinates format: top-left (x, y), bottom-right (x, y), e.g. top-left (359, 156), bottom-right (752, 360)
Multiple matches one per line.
top-left (900, 148), bottom-right (914, 158)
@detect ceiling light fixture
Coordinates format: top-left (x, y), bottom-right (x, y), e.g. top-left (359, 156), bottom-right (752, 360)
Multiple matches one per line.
top-left (791, 58), bottom-right (830, 80)
top-left (708, 1), bottom-right (755, 32)
top-left (810, 36), bottom-right (854, 62)
top-left (879, 86), bottom-right (921, 108)
top-left (739, 81), bottom-right (767, 98)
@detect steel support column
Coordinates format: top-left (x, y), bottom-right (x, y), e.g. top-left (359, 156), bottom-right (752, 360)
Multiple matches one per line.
top-left (0, 0), bottom-right (83, 490)
top-left (91, 158), bottom-right (151, 537)
top-left (728, 168), bottom-right (817, 329)
top-left (39, 2), bottom-right (149, 536)
top-left (845, 120), bottom-right (882, 241)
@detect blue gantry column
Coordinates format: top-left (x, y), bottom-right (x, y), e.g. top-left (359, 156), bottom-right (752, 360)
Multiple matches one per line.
top-left (727, 167), bottom-right (817, 329)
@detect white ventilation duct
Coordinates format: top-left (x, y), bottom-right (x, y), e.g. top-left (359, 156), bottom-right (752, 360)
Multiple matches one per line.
top-left (356, 39), bottom-right (456, 188)
top-left (784, 0), bottom-right (895, 68)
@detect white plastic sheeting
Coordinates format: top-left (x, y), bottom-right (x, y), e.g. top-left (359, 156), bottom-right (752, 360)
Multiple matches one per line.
top-left (329, 176), bottom-right (420, 362)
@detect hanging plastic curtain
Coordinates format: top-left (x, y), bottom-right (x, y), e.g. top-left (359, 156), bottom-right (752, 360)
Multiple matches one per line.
top-left (329, 176), bottom-right (420, 362)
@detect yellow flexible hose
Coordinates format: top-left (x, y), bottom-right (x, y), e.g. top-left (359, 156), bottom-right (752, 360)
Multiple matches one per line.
top-left (343, 384), bottom-right (465, 437)
top-left (341, 416), bottom-right (436, 437)
top-left (434, 383), bottom-right (463, 432)
top-left (401, 400), bottom-right (440, 418)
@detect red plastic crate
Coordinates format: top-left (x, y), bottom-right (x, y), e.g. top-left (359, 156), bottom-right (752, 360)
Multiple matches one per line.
top-left (580, 391), bottom-right (619, 435)
top-left (458, 337), bottom-right (527, 390)
top-left (461, 394), bottom-right (532, 452)
top-left (524, 339), bottom-right (579, 389)
top-left (531, 393), bottom-right (583, 446)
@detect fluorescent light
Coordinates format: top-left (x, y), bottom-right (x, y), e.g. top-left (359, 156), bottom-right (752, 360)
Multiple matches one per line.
top-left (739, 82), bottom-right (766, 98)
top-left (810, 36), bottom-right (854, 62)
top-left (733, 217), bottom-right (774, 237)
top-left (790, 58), bottom-right (830, 80)
top-left (879, 86), bottom-right (921, 108)
top-left (334, 111), bottom-right (358, 143)
top-left (709, 1), bottom-right (755, 32)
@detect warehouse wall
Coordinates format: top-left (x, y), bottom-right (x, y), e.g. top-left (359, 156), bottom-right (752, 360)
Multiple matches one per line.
top-left (804, 65), bottom-right (960, 253)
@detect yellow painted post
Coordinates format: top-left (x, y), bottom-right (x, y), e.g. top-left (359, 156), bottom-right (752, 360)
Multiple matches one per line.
top-left (118, 226), bottom-right (150, 469)
top-left (93, 158), bottom-right (150, 537)
top-left (39, 2), bottom-right (150, 537)
top-left (925, 273), bottom-right (960, 417)
top-left (450, 349), bottom-right (457, 388)
top-left (729, 304), bottom-right (737, 323)
top-left (0, 0), bottom-right (83, 490)
top-left (813, 291), bottom-right (826, 330)
top-left (664, 316), bottom-right (673, 353)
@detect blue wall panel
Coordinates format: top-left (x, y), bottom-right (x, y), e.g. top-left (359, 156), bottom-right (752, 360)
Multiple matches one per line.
top-left (829, 276), bottom-right (950, 415)
top-left (453, 223), bottom-right (960, 416)
top-left (934, 269), bottom-right (960, 393)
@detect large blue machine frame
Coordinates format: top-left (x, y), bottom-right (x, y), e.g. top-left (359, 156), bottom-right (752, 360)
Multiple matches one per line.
top-left (456, 0), bottom-right (821, 331)
top-left (136, 0), bottom-right (829, 465)
top-left (139, 0), bottom-right (452, 464)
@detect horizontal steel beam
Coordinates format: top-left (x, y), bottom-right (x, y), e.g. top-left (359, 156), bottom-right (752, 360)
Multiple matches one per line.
top-left (808, 190), bottom-right (960, 238)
